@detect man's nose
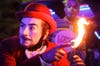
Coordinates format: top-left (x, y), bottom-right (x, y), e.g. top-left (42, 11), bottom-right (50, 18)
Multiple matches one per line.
top-left (23, 27), bottom-right (29, 36)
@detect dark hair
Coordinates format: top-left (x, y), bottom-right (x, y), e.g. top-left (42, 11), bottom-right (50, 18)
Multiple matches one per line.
top-left (42, 21), bottom-right (50, 37)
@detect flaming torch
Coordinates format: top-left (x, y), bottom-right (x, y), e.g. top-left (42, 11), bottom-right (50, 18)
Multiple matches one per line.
top-left (59, 17), bottom-right (89, 49)
top-left (66, 17), bottom-right (89, 66)
top-left (72, 17), bottom-right (89, 48)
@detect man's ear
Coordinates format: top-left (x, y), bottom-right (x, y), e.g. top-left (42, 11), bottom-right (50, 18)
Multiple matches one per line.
top-left (43, 30), bottom-right (49, 40)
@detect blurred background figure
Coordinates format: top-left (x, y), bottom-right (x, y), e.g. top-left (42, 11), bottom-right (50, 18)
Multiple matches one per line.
top-left (63, 0), bottom-right (86, 66)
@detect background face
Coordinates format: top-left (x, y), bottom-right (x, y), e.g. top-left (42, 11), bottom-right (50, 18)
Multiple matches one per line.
top-left (64, 0), bottom-right (79, 20)
top-left (19, 17), bottom-right (43, 49)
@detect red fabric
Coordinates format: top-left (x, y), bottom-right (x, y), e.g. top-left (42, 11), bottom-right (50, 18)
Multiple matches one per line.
top-left (16, 3), bottom-right (57, 34)
top-left (47, 41), bottom-right (70, 66)
top-left (0, 36), bottom-right (70, 66)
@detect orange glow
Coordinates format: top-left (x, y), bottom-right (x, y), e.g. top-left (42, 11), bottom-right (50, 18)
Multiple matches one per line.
top-left (72, 18), bottom-right (89, 48)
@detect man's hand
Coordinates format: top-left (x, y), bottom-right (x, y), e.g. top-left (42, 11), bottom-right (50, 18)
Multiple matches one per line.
top-left (41, 45), bottom-right (66, 63)
top-left (73, 55), bottom-right (85, 66)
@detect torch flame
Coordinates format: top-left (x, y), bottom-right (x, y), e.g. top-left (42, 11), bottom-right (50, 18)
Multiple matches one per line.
top-left (72, 18), bottom-right (89, 48)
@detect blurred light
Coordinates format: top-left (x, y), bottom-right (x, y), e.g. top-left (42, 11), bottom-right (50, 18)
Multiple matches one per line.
top-left (94, 31), bottom-right (100, 40)
top-left (49, 9), bottom-right (55, 15)
top-left (49, 9), bottom-right (60, 19)
top-left (80, 4), bottom-right (90, 10)
top-left (77, 4), bottom-right (94, 18)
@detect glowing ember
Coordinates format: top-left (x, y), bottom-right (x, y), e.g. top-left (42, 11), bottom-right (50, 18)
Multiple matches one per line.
top-left (72, 18), bottom-right (89, 48)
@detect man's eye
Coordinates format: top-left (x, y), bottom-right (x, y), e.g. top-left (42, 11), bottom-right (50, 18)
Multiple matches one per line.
top-left (20, 24), bottom-right (24, 27)
top-left (67, 5), bottom-right (71, 8)
top-left (29, 26), bottom-right (35, 30)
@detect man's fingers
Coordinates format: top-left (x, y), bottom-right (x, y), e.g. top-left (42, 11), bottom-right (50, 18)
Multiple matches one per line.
top-left (73, 55), bottom-right (85, 66)
top-left (76, 62), bottom-right (86, 66)
top-left (57, 49), bottom-right (66, 54)
top-left (73, 55), bottom-right (80, 59)
top-left (73, 55), bottom-right (83, 62)
top-left (54, 49), bottom-right (66, 61)
top-left (74, 58), bottom-right (83, 62)
top-left (73, 55), bottom-right (79, 58)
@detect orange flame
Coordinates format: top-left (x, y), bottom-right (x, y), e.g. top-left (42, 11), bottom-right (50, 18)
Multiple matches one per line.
top-left (72, 18), bottom-right (89, 48)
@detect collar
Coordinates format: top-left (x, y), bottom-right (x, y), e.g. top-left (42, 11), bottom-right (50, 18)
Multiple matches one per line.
top-left (25, 45), bottom-right (47, 59)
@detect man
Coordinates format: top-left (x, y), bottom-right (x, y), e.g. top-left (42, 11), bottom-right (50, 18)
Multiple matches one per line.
top-left (64, 0), bottom-right (80, 33)
top-left (0, 3), bottom-right (70, 66)
top-left (64, 0), bottom-right (79, 20)
top-left (64, 0), bottom-right (86, 66)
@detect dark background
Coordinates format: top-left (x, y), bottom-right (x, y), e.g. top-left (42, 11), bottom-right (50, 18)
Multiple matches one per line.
top-left (0, 0), bottom-right (100, 40)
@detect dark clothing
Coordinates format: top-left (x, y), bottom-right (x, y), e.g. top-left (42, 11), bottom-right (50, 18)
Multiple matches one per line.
top-left (0, 36), bottom-right (70, 66)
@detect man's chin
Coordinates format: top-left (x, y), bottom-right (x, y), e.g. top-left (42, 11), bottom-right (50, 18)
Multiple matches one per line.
top-left (21, 42), bottom-right (31, 48)
top-left (23, 44), bottom-right (31, 49)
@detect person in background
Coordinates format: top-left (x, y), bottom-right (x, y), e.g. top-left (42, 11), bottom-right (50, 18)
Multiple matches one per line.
top-left (63, 0), bottom-right (79, 30)
top-left (0, 2), bottom-right (70, 66)
top-left (64, 0), bottom-right (86, 66)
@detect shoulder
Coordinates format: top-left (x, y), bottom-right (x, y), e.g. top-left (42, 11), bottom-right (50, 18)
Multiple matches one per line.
top-left (46, 41), bottom-right (57, 51)
top-left (0, 36), bottom-right (21, 53)
top-left (1, 36), bottom-right (19, 42)
top-left (48, 41), bottom-right (57, 47)
top-left (1, 36), bottom-right (20, 47)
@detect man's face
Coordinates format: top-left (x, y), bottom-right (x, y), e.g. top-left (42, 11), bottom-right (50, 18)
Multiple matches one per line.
top-left (19, 17), bottom-right (43, 49)
top-left (64, 0), bottom-right (79, 20)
